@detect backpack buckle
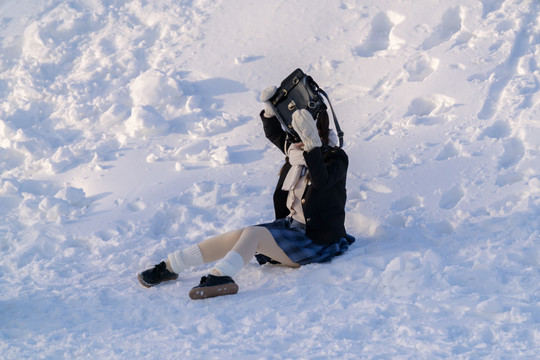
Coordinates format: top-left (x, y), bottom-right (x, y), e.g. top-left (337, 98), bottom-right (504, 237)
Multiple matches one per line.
top-left (288, 100), bottom-right (297, 111)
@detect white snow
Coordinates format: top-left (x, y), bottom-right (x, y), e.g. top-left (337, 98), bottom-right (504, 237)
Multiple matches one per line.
top-left (1, 0), bottom-right (540, 358)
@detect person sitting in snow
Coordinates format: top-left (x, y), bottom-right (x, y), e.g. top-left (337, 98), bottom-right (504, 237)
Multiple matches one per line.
top-left (138, 85), bottom-right (354, 299)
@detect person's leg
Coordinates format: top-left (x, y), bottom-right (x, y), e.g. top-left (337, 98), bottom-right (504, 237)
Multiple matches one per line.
top-left (167, 229), bottom-right (243, 273)
top-left (212, 226), bottom-right (299, 277)
top-left (198, 229), bottom-right (244, 263)
top-left (140, 229), bottom-right (245, 288)
top-left (255, 227), bottom-right (300, 268)
top-left (210, 226), bottom-right (260, 277)
top-left (161, 225), bottom-right (299, 286)
top-left (163, 226), bottom-right (301, 299)
top-left (190, 226), bottom-right (298, 299)
top-left (188, 227), bottom-right (259, 299)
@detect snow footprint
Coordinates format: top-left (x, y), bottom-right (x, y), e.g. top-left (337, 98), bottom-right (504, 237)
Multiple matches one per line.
top-left (499, 137), bottom-right (525, 169)
top-left (422, 6), bottom-right (463, 50)
top-left (192, 181), bottom-right (221, 208)
top-left (404, 53), bottom-right (440, 82)
top-left (435, 142), bottom-right (461, 161)
top-left (391, 195), bottom-right (423, 211)
top-left (405, 94), bottom-right (455, 125)
top-left (392, 153), bottom-right (421, 170)
top-left (361, 181), bottom-right (392, 194)
top-left (480, 0), bottom-right (504, 18)
top-left (482, 120), bottom-right (511, 139)
top-left (439, 185), bottom-right (465, 210)
top-left (354, 11), bottom-right (404, 57)
top-left (496, 171), bottom-right (523, 187)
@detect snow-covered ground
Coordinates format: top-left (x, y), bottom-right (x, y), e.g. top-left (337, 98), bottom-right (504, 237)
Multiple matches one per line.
top-left (1, 0), bottom-right (540, 358)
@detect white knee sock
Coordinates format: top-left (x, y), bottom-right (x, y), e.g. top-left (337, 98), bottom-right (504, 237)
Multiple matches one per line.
top-left (168, 244), bottom-right (204, 274)
top-left (212, 251), bottom-right (245, 278)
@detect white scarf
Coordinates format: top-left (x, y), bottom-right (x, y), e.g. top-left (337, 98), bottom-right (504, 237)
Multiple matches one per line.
top-left (280, 129), bottom-right (340, 191)
top-left (282, 143), bottom-right (306, 191)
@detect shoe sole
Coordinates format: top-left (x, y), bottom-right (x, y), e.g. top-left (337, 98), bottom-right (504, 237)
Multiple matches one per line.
top-left (137, 273), bottom-right (178, 288)
top-left (189, 282), bottom-right (239, 300)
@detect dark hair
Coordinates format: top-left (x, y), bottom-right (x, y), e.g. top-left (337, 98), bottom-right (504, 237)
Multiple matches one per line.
top-left (316, 108), bottom-right (330, 145)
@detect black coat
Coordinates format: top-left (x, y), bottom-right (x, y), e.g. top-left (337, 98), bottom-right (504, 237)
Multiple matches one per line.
top-left (260, 111), bottom-right (348, 245)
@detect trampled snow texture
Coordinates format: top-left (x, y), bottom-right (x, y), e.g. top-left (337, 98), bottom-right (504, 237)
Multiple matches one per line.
top-left (1, 0), bottom-right (540, 358)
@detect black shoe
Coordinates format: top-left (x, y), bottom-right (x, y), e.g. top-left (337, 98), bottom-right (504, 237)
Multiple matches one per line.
top-left (138, 261), bottom-right (178, 288)
top-left (189, 274), bottom-right (239, 299)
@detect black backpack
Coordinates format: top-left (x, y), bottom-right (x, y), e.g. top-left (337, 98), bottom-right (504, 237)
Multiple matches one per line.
top-left (268, 68), bottom-right (343, 148)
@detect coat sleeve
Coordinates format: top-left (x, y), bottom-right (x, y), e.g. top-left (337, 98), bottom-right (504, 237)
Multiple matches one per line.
top-left (260, 110), bottom-right (287, 154)
top-left (303, 147), bottom-right (348, 189)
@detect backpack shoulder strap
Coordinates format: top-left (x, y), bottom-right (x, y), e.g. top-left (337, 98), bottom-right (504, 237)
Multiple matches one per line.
top-left (318, 88), bottom-right (344, 148)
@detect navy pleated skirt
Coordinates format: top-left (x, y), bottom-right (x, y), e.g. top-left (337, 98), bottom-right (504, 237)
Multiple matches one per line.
top-left (256, 218), bottom-right (355, 266)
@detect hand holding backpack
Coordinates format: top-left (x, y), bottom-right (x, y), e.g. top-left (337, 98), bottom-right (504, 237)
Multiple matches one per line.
top-left (261, 69), bottom-right (344, 148)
